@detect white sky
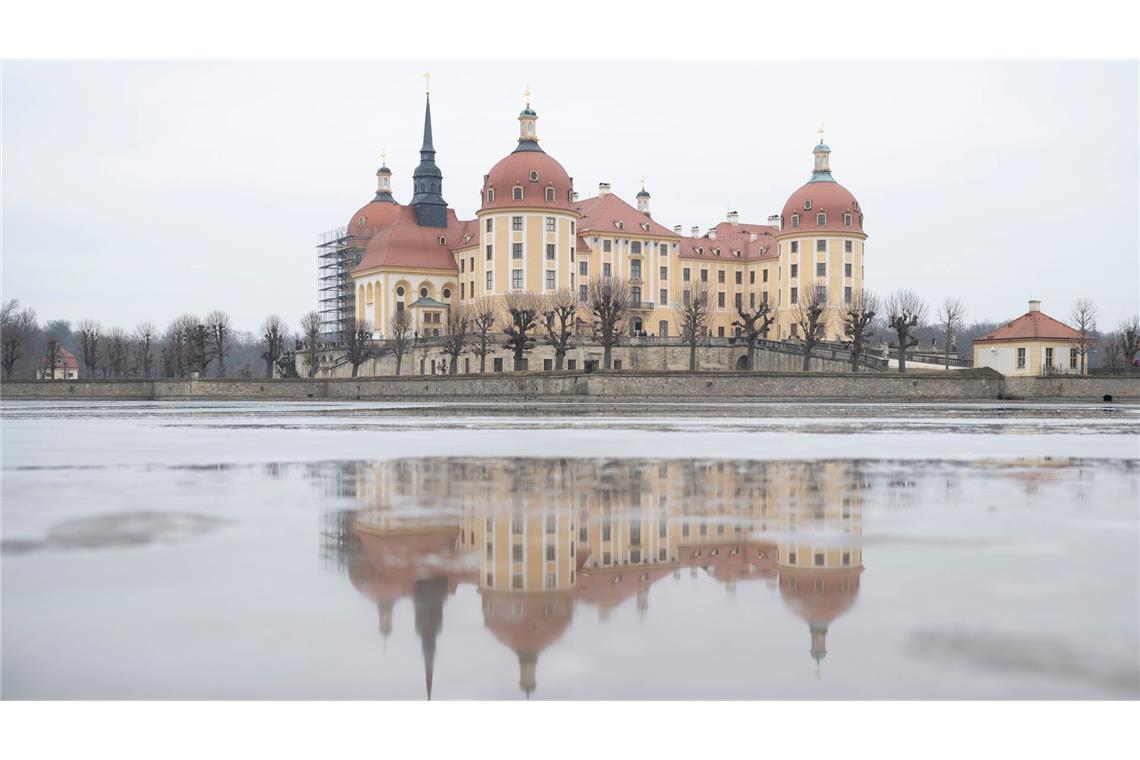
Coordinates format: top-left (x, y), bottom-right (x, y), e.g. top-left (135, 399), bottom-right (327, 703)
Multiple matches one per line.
top-left (2, 61), bottom-right (1137, 333)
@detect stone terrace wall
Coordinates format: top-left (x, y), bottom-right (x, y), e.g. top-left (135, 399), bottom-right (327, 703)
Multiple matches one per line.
top-left (5, 371), bottom-right (1138, 401)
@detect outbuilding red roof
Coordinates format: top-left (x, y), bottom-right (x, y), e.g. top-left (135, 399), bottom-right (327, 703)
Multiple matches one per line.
top-left (678, 220), bottom-right (780, 262)
top-left (40, 346), bottom-right (79, 370)
top-left (974, 309), bottom-right (1083, 342)
top-left (574, 193), bottom-right (676, 238)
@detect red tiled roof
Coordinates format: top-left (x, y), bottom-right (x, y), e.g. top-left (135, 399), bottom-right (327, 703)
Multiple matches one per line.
top-left (779, 180), bottom-right (865, 236)
top-left (574, 193), bottom-right (676, 237)
top-left (352, 207), bottom-right (470, 274)
top-left (678, 220), bottom-right (780, 262)
top-left (974, 309), bottom-right (1083, 342)
top-left (40, 346), bottom-right (79, 370)
top-left (481, 150), bottom-right (576, 212)
top-left (347, 199), bottom-right (403, 238)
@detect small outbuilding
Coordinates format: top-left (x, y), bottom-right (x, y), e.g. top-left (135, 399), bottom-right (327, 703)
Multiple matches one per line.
top-left (973, 300), bottom-right (1085, 376)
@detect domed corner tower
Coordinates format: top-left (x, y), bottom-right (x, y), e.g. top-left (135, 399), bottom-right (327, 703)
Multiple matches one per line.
top-left (773, 132), bottom-right (868, 343)
top-left (466, 95), bottom-right (581, 303)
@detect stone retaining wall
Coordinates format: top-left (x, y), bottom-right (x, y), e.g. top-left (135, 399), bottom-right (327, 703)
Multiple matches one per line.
top-left (5, 371), bottom-right (1138, 401)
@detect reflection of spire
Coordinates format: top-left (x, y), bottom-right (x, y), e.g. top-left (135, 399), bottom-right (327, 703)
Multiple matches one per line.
top-left (810, 621), bottom-right (829, 665)
top-left (519, 652), bottom-right (538, 698)
top-left (378, 600), bottom-right (394, 639)
top-left (414, 577), bottom-right (448, 700)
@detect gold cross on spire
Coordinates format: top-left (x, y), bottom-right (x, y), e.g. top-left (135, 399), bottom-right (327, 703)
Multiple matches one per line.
top-left (818, 123), bottom-right (825, 144)
top-left (380, 149), bottom-right (386, 166)
top-left (640, 174), bottom-right (646, 188)
top-left (423, 71), bottom-right (431, 95)
top-left (524, 84), bottom-right (531, 105)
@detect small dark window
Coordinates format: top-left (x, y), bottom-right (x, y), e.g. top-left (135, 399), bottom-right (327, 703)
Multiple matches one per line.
top-left (545, 187), bottom-right (555, 201)
top-left (443, 288), bottom-right (451, 299)
top-left (420, 287), bottom-right (428, 298)
top-left (529, 170), bottom-right (539, 182)
top-left (512, 186), bottom-right (523, 200)
top-left (487, 188), bottom-right (495, 202)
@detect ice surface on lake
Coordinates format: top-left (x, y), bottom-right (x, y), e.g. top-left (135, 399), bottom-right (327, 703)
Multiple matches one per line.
top-left (2, 400), bottom-right (1138, 699)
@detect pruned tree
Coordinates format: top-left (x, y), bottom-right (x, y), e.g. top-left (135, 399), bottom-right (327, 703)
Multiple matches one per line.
top-left (188, 321), bottom-right (214, 376)
top-left (105, 327), bottom-right (129, 379)
top-left (1, 300), bottom-right (38, 379)
top-left (586, 277), bottom-right (630, 370)
top-left (390, 308), bottom-right (412, 376)
top-left (343, 318), bottom-right (377, 378)
top-left (843, 290), bottom-right (879, 373)
top-left (543, 289), bottom-right (577, 370)
top-left (260, 314), bottom-right (287, 379)
top-left (299, 310), bottom-right (322, 378)
top-left (794, 285), bottom-right (830, 371)
top-left (205, 310), bottom-right (232, 377)
top-left (1118, 317), bottom-right (1140, 369)
top-left (132, 322), bottom-right (156, 378)
top-left (439, 306), bottom-right (470, 374)
top-left (1070, 298), bottom-right (1097, 375)
top-left (936, 297), bottom-right (966, 370)
top-left (414, 330), bottom-right (432, 375)
top-left (732, 299), bottom-right (773, 371)
top-left (884, 289), bottom-right (928, 374)
top-left (42, 339), bottom-right (63, 380)
top-left (161, 314), bottom-right (197, 378)
top-left (675, 283), bottom-right (710, 371)
top-left (1101, 332), bottom-right (1124, 372)
top-left (502, 291), bottom-right (542, 371)
top-left (75, 319), bottom-right (102, 378)
top-left (471, 297), bottom-right (497, 373)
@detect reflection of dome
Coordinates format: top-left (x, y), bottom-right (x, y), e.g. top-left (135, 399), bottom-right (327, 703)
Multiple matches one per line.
top-left (778, 565), bottom-right (863, 665)
top-left (481, 589), bottom-right (574, 697)
top-left (482, 150), bottom-right (575, 211)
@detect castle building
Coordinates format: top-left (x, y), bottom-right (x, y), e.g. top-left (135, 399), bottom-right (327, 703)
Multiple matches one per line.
top-left (320, 91), bottom-right (867, 348)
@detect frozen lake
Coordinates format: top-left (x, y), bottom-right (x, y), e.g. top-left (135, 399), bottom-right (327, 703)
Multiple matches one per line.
top-left (2, 399), bottom-right (1138, 699)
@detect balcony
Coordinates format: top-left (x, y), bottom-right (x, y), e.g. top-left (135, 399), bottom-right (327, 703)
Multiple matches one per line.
top-left (629, 300), bottom-right (655, 311)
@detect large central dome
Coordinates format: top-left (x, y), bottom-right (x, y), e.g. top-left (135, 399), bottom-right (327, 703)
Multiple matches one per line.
top-left (779, 141), bottom-right (865, 235)
top-left (480, 103), bottom-right (575, 212)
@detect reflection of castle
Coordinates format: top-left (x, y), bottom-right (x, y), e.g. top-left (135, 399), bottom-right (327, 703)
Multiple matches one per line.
top-left (335, 458), bottom-right (864, 698)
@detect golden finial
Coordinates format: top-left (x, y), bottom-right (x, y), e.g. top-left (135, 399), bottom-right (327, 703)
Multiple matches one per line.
top-left (817, 123), bottom-right (825, 144)
top-left (422, 71), bottom-right (431, 95)
top-left (524, 84), bottom-right (531, 105)
top-left (380, 149), bottom-right (387, 166)
top-left (640, 174), bottom-right (646, 188)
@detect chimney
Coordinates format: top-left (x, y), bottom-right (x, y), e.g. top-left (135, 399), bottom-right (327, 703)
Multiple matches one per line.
top-left (571, 191), bottom-right (579, 202)
top-left (690, 226), bottom-right (700, 238)
top-left (749, 232), bottom-right (757, 242)
top-left (598, 182), bottom-right (611, 196)
top-left (1028, 299), bottom-right (1041, 313)
top-left (708, 228), bottom-right (716, 240)
top-left (727, 211), bottom-right (739, 225)
top-left (673, 225), bottom-right (682, 235)
top-left (768, 214), bottom-right (782, 231)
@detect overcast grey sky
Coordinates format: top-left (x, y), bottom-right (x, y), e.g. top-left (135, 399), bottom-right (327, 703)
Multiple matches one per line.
top-left (3, 61), bottom-right (1137, 333)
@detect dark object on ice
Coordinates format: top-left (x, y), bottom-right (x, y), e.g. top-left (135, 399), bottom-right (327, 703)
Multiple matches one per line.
top-left (1102, 394), bottom-right (1113, 403)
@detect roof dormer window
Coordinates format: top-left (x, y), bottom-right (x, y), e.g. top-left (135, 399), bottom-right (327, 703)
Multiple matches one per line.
top-left (804, 200), bottom-right (812, 210)
top-left (843, 213), bottom-right (852, 226)
top-left (615, 221), bottom-right (624, 230)
top-left (529, 170), bottom-right (539, 182)
top-left (641, 223), bottom-right (650, 232)
top-left (697, 246), bottom-right (704, 255)
top-left (512, 186), bottom-right (523, 200)
top-left (816, 212), bottom-right (827, 225)
top-left (853, 201), bottom-right (860, 211)
top-left (733, 250), bottom-right (741, 258)
top-left (791, 214), bottom-right (800, 228)
top-left (714, 248), bottom-right (721, 256)
top-left (545, 187), bottom-right (555, 202)
top-left (438, 236), bottom-right (447, 245)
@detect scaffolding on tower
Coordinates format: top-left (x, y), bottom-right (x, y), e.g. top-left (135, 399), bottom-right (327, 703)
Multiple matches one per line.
top-left (316, 225), bottom-right (372, 343)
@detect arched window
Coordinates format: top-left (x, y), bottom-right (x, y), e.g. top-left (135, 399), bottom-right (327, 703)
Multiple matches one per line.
top-left (420, 287), bottom-right (428, 298)
top-left (545, 187), bottom-right (555, 202)
top-left (443, 288), bottom-right (451, 299)
top-left (512, 186), bottom-right (523, 200)
top-left (791, 214), bottom-right (800, 228)
top-left (816, 212), bottom-right (827, 225)
top-left (843, 213), bottom-right (852, 226)
top-left (487, 188), bottom-right (495, 202)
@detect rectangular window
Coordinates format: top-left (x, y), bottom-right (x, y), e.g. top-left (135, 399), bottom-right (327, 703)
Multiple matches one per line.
top-left (790, 287), bottom-right (798, 304)
top-left (816, 262), bottom-right (826, 277)
top-left (486, 271), bottom-right (493, 290)
top-left (1045, 347), bottom-right (1054, 368)
top-left (844, 286), bottom-right (852, 303)
top-left (494, 357), bottom-right (503, 372)
top-left (700, 269), bottom-right (708, 283)
top-left (512, 574), bottom-right (523, 589)
top-left (459, 258), bottom-right (465, 273)
top-left (660, 266), bottom-right (668, 280)
top-left (790, 263), bottom-right (798, 278)
top-left (660, 289), bottom-right (668, 306)
top-left (545, 217), bottom-right (556, 233)
top-left (613, 359), bottom-right (622, 369)
top-left (1017, 348), bottom-right (1026, 369)
top-left (749, 270), bottom-right (755, 284)
top-left (603, 239), bottom-right (612, 253)
top-left (486, 218), bottom-right (494, 232)
top-left (844, 262), bottom-right (853, 277)
top-left (486, 244), bottom-right (493, 261)
top-left (816, 239), bottom-right (827, 252)
top-left (631, 241), bottom-right (642, 254)
top-left (602, 263), bottom-right (611, 277)
top-left (512, 216), bottom-right (523, 231)
top-left (512, 269), bottom-right (523, 289)
top-left (791, 215), bottom-right (799, 228)
top-left (814, 552), bottom-right (825, 567)
top-left (683, 267), bottom-right (690, 282)
top-left (579, 261), bottom-right (588, 276)
top-left (512, 243), bottom-right (523, 259)
top-left (1070, 348), bottom-right (1078, 369)
top-left (546, 243), bottom-right (555, 260)
top-left (734, 292), bottom-right (742, 308)
top-left (630, 260), bottom-right (641, 279)
top-left (844, 240), bottom-right (853, 253)
top-left (567, 359), bottom-right (576, 370)
top-left (762, 290), bottom-right (768, 305)
top-left (816, 213), bottom-right (826, 225)
top-left (579, 284), bottom-right (588, 301)
top-left (717, 270), bottom-right (725, 283)
top-left (545, 271), bottom-right (555, 290)
top-left (683, 290), bottom-right (690, 307)
top-left (732, 271), bottom-right (740, 285)
top-left (762, 269), bottom-right (769, 283)
top-left (717, 292), bottom-right (725, 308)
top-left (460, 282), bottom-right (465, 299)
top-left (544, 573), bottom-right (556, 588)
top-left (512, 543), bottom-right (523, 561)
top-left (844, 213), bottom-right (852, 227)
top-left (790, 241), bottom-right (799, 253)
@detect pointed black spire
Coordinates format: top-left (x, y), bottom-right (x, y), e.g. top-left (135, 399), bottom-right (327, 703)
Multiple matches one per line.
top-left (413, 577), bottom-right (448, 700)
top-left (410, 93), bottom-right (448, 227)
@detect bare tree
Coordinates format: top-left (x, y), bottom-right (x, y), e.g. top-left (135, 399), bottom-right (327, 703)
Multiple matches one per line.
top-left (132, 322), bottom-right (156, 378)
top-left (1068, 298), bottom-right (1097, 375)
top-left (389, 308), bottom-right (412, 376)
top-left (586, 277), bottom-right (630, 370)
top-left (794, 285), bottom-right (830, 371)
top-left (543, 289), bottom-right (577, 370)
top-left (470, 298), bottom-right (497, 373)
top-left (74, 319), bottom-right (102, 378)
top-left (42, 339), bottom-right (63, 380)
top-left (843, 290), bottom-right (879, 373)
top-left (732, 299), bottom-right (773, 371)
top-left (105, 327), bottom-right (129, 378)
top-left (343, 318), bottom-right (377, 378)
top-left (439, 306), bottom-right (471, 374)
top-left (205, 310), bottom-right (232, 377)
top-left (936, 297), bottom-right (966, 370)
top-left (1101, 331), bottom-right (1124, 373)
top-left (188, 321), bottom-right (214, 376)
top-left (1, 300), bottom-right (38, 379)
top-left (884, 289), bottom-right (928, 374)
top-left (414, 331), bottom-right (432, 375)
top-left (299, 310), bottom-right (322, 378)
top-left (161, 314), bottom-right (197, 378)
top-left (675, 283), bottom-right (710, 371)
top-left (502, 292), bottom-right (543, 371)
top-left (1118, 317), bottom-right (1140, 369)
top-left (260, 314), bottom-right (287, 379)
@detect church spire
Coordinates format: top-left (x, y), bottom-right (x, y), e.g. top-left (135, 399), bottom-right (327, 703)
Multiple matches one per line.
top-left (809, 125), bottom-right (835, 183)
top-left (410, 84), bottom-right (448, 227)
top-left (513, 85), bottom-right (544, 154)
top-left (373, 150), bottom-right (396, 203)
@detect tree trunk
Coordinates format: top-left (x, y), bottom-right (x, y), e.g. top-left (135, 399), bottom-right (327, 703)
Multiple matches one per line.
top-left (479, 347), bottom-right (486, 373)
top-left (449, 357), bottom-right (457, 374)
top-left (688, 342), bottom-right (696, 371)
top-left (603, 344), bottom-right (612, 370)
top-left (514, 346), bottom-right (524, 371)
top-left (802, 348), bottom-right (811, 372)
top-left (851, 347), bottom-right (859, 373)
top-left (555, 352), bottom-right (564, 370)
top-left (395, 355), bottom-right (402, 376)
top-left (748, 343), bottom-right (756, 371)
top-left (943, 326), bottom-right (952, 370)
top-left (351, 362), bottom-right (359, 378)
top-left (308, 351), bottom-right (318, 378)
top-left (265, 360), bottom-right (273, 379)
top-left (897, 332), bottom-right (907, 373)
